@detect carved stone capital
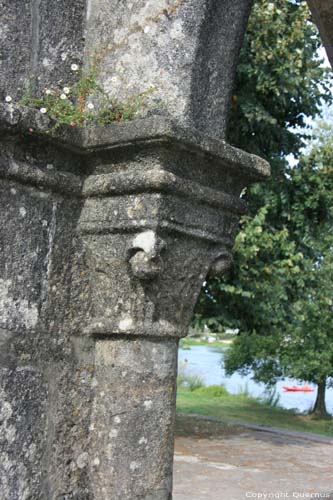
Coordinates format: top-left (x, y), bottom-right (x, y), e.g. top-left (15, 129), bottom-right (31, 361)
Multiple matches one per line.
top-left (0, 107), bottom-right (269, 341)
top-left (0, 110), bottom-right (269, 343)
top-left (209, 251), bottom-right (234, 276)
top-left (67, 117), bottom-right (270, 340)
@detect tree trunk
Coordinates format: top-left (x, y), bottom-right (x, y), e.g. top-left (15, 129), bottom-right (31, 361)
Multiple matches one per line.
top-left (312, 379), bottom-right (330, 418)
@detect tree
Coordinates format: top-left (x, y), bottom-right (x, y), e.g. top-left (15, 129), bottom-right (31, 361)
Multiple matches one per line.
top-left (220, 136), bottom-right (333, 417)
top-left (280, 127), bottom-right (333, 416)
top-left (194, 0), bottom-right (333, 416)
top-left (228, 0), bottom-right (331, 158)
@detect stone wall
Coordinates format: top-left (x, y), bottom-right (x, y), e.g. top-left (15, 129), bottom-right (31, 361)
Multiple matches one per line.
top-left (0, 130), bottom-right (93, 498)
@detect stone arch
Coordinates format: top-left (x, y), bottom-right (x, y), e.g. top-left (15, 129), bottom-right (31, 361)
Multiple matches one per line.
top-left (307, 0), bottom-right (333, 67)
top-left (0, 1), bottom-right (331, 499)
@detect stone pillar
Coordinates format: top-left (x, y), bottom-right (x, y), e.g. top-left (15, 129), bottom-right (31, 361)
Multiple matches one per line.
top-left (77, 122), bottom-right (269, 500)
top-left (0, 111), bottom-right (268, 500)
top-left (0, 2), bottom-right (270, 499)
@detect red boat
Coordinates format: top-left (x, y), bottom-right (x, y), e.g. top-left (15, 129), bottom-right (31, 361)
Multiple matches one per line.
top-left (282, 385), bottom-right (314, 392)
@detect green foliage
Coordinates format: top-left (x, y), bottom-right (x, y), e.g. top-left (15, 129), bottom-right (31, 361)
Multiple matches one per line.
top-left (228, 0), bottom-right (332, 163)
top-left (201, 135), bottom-right (333, 391)
top-left (203, 129), bottom-right (333, 413)
top-left (195, 0), bottom-right (333, 415)
top-left (18, 65), bottom-right (152, 130)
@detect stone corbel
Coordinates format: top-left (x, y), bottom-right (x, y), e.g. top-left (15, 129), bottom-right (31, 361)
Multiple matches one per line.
top-left (209, 251), bottom-right (234, 277)
top-left (129, 230), bottom-right (166, 280)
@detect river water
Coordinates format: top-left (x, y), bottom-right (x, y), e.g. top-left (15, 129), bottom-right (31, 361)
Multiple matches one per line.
top-left (178, 345), bottom-right (333, 414)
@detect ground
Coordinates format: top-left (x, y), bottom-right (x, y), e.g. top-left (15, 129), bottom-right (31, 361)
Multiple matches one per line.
top-left (173, 415), bottom-right (333, 500)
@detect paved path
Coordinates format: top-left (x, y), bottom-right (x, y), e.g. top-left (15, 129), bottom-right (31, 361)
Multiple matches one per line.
top-left (173, 415), bottom-right (333, 500)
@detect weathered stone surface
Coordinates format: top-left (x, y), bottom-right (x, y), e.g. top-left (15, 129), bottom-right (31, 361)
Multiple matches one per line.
top-left (0, 106), bottom-right (269, 498)
top-left (90, 338), bottom-right (177, 500)
top-left (0, 1), bottom-right (85, 99)
top-left (1, 0), bottom-right (331, 108)
top-left (173, 415), bottom-right (333, 500)
top-left (307, 0), bottom-right (333, 67)
top-left (85, 0), bottom-right (253, 139)
top-left (0, 169), bottom-right (94, 499)
top-left (0, 1), bottom-right (33, 98)
top-left (36, 0), bottom-right (86, 90)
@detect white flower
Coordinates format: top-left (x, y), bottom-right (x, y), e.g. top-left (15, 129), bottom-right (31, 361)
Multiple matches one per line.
top-left (60, 93), bottom-right (67, 100)
top-left (63, 87), bottom-right (70, 94)
top-left (71, 63), bottom-right (79, 71)
top-left (40, 108), bottom-right (47, 114)
top-left (87, 102), bottom-right (94, 110)
top-left (5, 95), bottom-right (12, 103)
top-left (45, 89), bottom-right (52, 95)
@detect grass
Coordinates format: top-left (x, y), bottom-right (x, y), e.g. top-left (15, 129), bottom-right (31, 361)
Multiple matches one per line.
top-left (176, 385), bottom-right (333, 437)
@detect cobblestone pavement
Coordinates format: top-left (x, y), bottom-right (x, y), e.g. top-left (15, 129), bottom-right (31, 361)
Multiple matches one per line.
top-left (173, 416), bottom-right (333, 500)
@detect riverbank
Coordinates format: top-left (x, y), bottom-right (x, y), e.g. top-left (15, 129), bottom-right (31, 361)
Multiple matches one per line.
top-left (178, 344), bottom-right (333, 414)
top-left (176, 385), bottom-right (333, 437)
top-left (179, 337), bottom-right (233, 348)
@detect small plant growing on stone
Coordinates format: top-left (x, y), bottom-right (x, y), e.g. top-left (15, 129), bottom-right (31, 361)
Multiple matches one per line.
top-left (9, 63), bottom-right (153, 131)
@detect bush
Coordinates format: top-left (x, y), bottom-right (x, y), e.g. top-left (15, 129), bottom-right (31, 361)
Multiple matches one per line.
top-left (195, 385), bottom-right (230, 398)
top-left (177, 371), bottom-right (205, 391)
